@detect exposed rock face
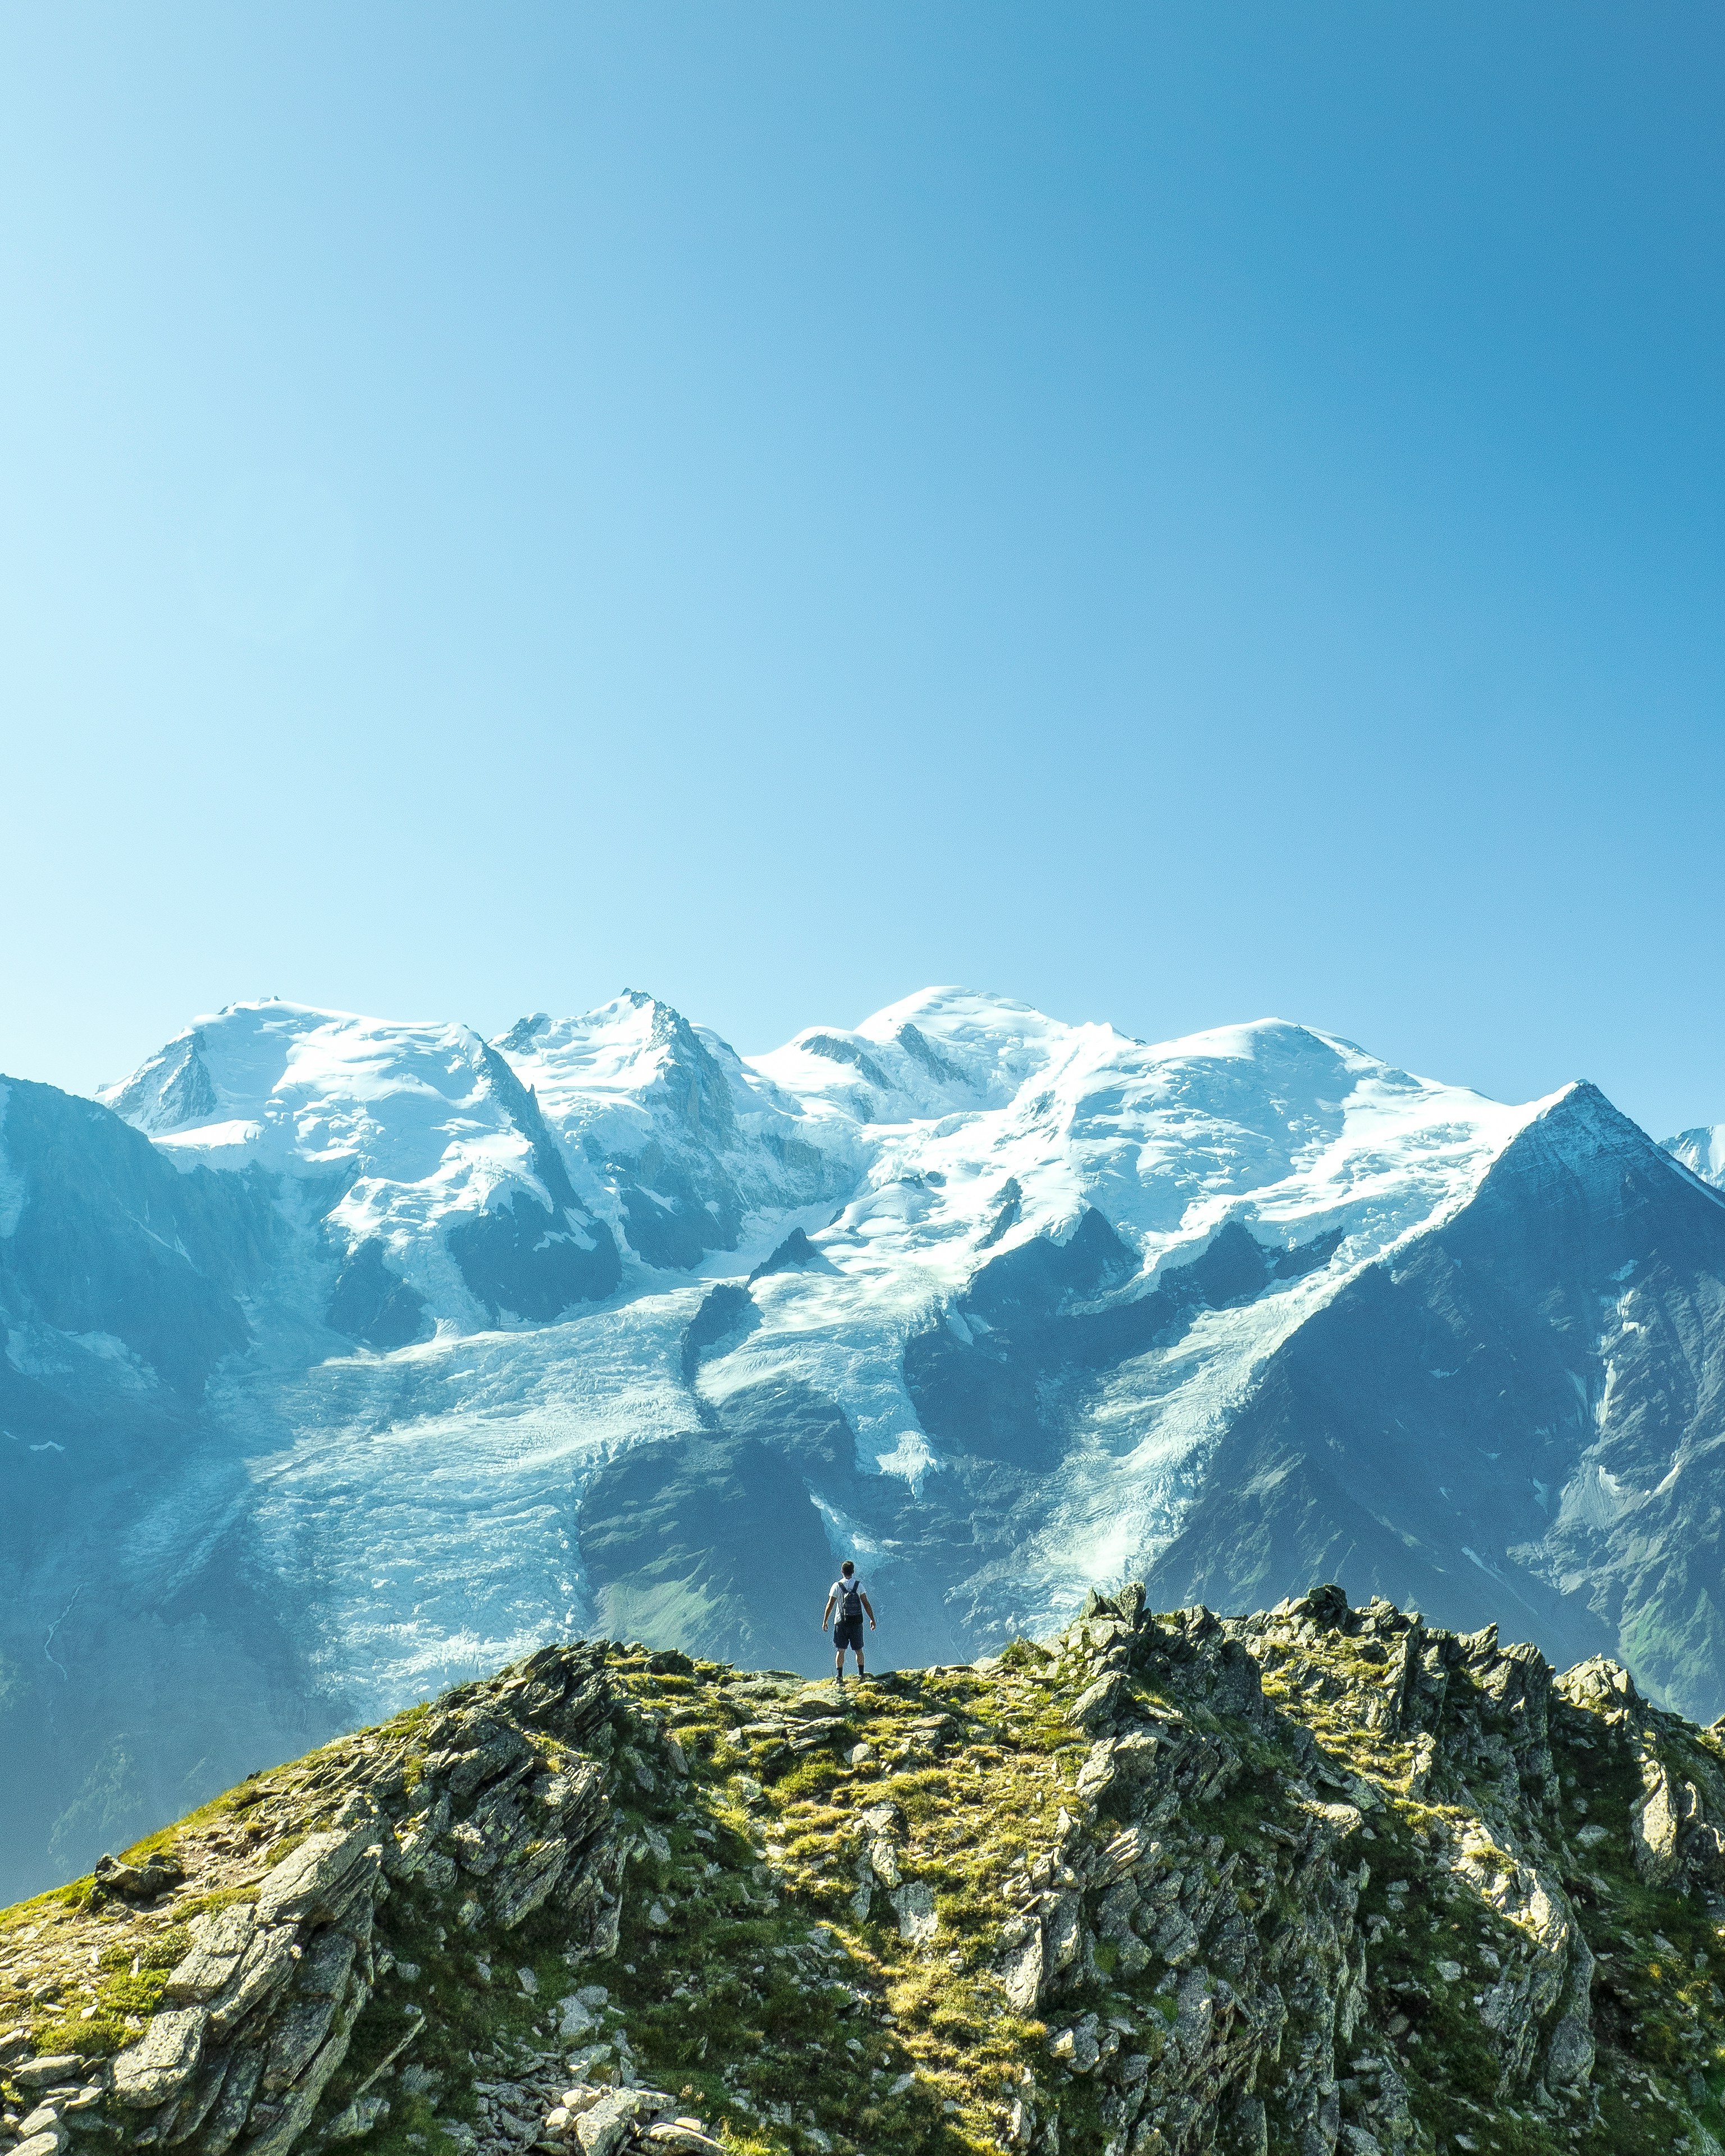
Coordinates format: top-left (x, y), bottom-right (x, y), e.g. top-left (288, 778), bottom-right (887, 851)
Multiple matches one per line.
top-left (7, 1592), bottom-right (1725, 2156)
top-left (2, 1648), bottom-right (624, 2156)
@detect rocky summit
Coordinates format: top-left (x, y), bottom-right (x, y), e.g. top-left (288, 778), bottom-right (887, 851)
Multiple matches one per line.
top-left (6, 1587), bottom-right (1725, 2156)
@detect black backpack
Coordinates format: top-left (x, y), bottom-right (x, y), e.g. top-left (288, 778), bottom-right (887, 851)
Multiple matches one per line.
top-left (838, 1577), bottom-right (864, 1620)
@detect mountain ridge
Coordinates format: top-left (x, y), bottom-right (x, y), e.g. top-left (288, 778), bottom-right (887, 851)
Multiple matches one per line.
top-left (6, 1579), bottom-right (1725, 2156)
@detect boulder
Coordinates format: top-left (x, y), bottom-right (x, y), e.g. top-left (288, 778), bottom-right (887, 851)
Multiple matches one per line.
top-left (788, 1691), bottom-right (846, 1722)
top-left (1632, 1770), bottom-right (1682, 1885)
top-left (15, 2105), bottom-right (69, 2153)
top-left (891, 1881), bottom-right (939, 1945)
top-left (1069, 1674), bottom-right (1126, 1733)
top-left (997, 1915), bottom-right (1044, 2013)
top-left (208, 1925), bottom-right (299, 2039)
top-left (325, 2091), bottom-right (391, 2141)
top-left (165, 1906), bottom-right (258, 2004)
top-left (92, 1852), bottom-right (185, 1902)
top-left (111, 2007), bottom-right (209, 2108)
top-left (422, 1718), bottom-right (537, 1803)
top-left (13, 2057), bottom-right (85, 2090)
top-left (255, 1826), bottom-right (378, 1926)
top-left (1048, 2017), bottom-right (1101, 2073)
top-left (262, 1998), bottom-right (339, 2093)
top-left (868, 1837), bottom-right (903, 1889)
top-left (573, 2091), bottom-right (642, 2156)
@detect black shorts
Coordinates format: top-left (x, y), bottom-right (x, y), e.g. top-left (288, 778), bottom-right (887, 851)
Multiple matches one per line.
top-left (833, 1615), bottom-right (865, 1653)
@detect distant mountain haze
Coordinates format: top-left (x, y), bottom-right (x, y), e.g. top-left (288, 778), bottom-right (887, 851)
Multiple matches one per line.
top-left (4, 985), bottom-right (1725, 1900)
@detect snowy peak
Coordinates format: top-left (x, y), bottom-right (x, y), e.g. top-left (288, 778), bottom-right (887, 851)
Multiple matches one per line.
top-left (756, 1002), bottom-right (1546, 1292)
top-left (494, 992), bottom-right (846, 1272)
top-left (98, 989), bottom-right (870, 1314)
top-left (497, 990), bottom-right (742, 1150)
top-left (97, 998), bottom-right (508, 1177)
top-left (750, 986), bottom-right (1081, 1117)
top-left (97, 999), bottom-right (622, 1337)
top-left (100, 1024), bottom-right (222, 1135)
top-left (856, 984), bottom-right (1096, 1070)
top-left (1664, 1124), bottom-right (1725, 1190)
top-left (93, 987), bottom-right (1563, 1365)
top-left (1074, 1015), bottom-right (1546, 1263)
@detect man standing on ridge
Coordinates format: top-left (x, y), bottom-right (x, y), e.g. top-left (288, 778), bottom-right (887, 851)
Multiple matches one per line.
top-left (822, 1560), bottom-right (875, 1682)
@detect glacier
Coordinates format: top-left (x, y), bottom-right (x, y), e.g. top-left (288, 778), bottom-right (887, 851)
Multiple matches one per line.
top-left (4, 984), bottom-right (1725, 1898)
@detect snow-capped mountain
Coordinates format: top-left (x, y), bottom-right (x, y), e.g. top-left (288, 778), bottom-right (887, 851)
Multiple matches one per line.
top-left (92, 993), bottom-right (847, 1333)
top-left (1664, 1124), bottom-right (1725, 1189)
top-left (98, 1001), bottom-right (622, 1331)
top-left (6, 984), bottom-right (1725, 1899)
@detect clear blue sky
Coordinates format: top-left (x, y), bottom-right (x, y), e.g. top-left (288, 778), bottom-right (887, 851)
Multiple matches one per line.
top-left (4, 4), bottom-right (1723, 1138)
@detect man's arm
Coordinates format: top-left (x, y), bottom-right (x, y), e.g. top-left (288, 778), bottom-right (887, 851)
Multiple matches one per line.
top-left (862, 1593), bottom-right (876, 1628)
top-left (821, 1594), bottom-right (836, 1630)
